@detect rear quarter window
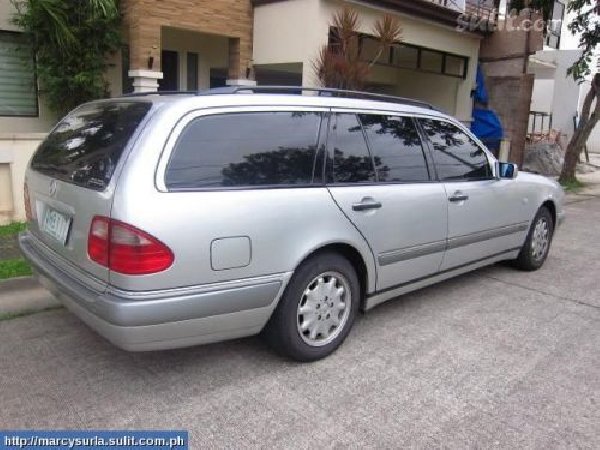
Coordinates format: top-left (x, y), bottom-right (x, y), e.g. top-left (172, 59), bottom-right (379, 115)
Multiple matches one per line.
top-left (165, 111), bottom-right (324, 189)
top-left (30, 101), bottom-right (152, 191)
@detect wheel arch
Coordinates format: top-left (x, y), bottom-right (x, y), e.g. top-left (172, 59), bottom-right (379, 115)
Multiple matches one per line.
top-left (292, 242), bottom-right (374, 311)
top-left (541, 199), bottom-right (557, 227)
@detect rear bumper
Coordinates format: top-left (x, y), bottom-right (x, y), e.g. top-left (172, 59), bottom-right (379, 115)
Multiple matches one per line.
top-left (19, 232), bottom-right (289, 351)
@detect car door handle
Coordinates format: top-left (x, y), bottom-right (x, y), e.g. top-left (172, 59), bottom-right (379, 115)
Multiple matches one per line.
top-left (352, 197), bottom-right (382, 212)
top-left (448, 191), bottom-right (469, 203)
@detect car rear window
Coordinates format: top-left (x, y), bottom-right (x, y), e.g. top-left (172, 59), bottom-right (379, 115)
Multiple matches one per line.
top-left (30, 101), bottom-right (152, 191)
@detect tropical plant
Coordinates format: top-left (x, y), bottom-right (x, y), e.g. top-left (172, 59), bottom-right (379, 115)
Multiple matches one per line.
top-left (313, 7), bottom-right (402, 90)
top-left (559, 0), bottom-right (599, 184)
top-left (11, 0), bottom-right (122, 116)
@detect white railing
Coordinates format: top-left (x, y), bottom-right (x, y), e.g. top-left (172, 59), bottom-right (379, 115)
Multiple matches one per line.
top-left (424, 0), bottom-right (496, 19)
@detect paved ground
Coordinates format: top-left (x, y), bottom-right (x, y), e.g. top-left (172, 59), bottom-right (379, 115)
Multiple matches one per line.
top-left (1, 197), bottom-right (599, 448)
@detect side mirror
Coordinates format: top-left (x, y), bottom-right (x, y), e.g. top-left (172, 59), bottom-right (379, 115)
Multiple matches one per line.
top-left (499, 162), bottom-right (518, 179)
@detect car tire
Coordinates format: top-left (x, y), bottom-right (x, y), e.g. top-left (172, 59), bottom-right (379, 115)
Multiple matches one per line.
top-left (263, 252), bottom-right (360, 362)
top-left (513, 206), bottom-right (554, 271)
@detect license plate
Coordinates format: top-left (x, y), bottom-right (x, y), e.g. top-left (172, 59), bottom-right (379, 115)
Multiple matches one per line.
top-left (41, 207), bottom-right (71, 245)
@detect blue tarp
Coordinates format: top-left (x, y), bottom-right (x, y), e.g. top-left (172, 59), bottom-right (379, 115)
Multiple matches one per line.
top-left (474, 65), bottom-right (489, 104)
top-left (471, 108), bottom-right (503, 140)
top-left (471, 64), bottom-right (503, 154)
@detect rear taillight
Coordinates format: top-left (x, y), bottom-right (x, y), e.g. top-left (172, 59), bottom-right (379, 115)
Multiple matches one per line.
top-left (87, 216), bottom-right (174, 275)
top-left (88, 216), bottom-right (110, 267)
top-left (24, 183), bottom-right (33, 221)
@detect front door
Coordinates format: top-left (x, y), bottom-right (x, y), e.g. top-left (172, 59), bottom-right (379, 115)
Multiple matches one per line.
top-left (159, 50), bottom-right (179, 91)
top-left (326, 112), bottom-right (448, 291)
top-left (418, 118), bottom-right (529, 270)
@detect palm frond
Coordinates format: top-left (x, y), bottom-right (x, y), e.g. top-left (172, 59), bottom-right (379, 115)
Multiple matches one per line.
top-left (87, 0), bottom-right (119, 20)
top-left (315, 6), bottom-right (403, 89)
top-left (373, 14), bottom-right (403, 48)
top-left (31, 0), bottom-right (75, 50)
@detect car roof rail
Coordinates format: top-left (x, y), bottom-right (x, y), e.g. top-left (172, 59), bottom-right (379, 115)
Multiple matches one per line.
top-left (123, 85), bottom-right (437, 109)
top-left (229, 86), bottom-right (437, 109)
top-left (122, 90), bottom-right (212, 97)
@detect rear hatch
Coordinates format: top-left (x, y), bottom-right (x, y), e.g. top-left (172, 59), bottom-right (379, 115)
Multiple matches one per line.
top-left (24, 100), bottom-right (154, 284)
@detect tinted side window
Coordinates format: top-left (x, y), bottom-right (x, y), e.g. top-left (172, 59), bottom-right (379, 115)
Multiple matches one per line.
top-left (329, 113), bottom-right (375, 183)
top-left (419, 119), bottom-right (492, 181)
top-left (359, 114), bottom-right (429, 183)
top-left (165, 112), bottom-right (323, 189)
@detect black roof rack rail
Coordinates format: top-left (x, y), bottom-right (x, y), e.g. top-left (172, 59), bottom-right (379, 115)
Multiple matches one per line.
top-left (123, 85), bottom-right (436, 109)
top-left (122, 90), bottom-right (217, 97)
top-left (232, 86), bottom-right (437, 109)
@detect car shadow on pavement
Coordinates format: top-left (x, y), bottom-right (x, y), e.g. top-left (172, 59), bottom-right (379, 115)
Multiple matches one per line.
top-left (41, 262), bottom-right (512, 377)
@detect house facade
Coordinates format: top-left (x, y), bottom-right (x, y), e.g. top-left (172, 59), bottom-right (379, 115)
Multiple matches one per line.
top-left (0, 0), bottom-right (491, 224)
top-left (253, 0), bottom-right (486, 123)
top-left (528, 0), bottom-right (600, 152)
top-left (121, 0), bottom-right (254, 92)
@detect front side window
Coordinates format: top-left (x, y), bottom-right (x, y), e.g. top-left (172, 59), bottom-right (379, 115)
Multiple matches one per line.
top-left (328, 113), bottom-right (375, 184)
top-left (419, 118), bottom-right (491, 181)
top-left (359, 114), bottom-right (430, 183)
top-left (0, 32), bottom-right (37, 116)
top-left (165, 111), bottom-right (323, 189)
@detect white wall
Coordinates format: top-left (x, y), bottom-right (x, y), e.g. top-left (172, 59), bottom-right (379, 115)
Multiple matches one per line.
top-left (588, 125), bottom-right (600, 154)
top-left (551, 50), bottom-right (582, 141)
top-left (530, 1), bottom-right (599, 152)
top-left (530, 49), bottom-right (583, 142)
top-left (530, 79), bottom-right (554, 113)
top-left (578, 80), bottom-right (600, 153)
top-left (558, 1), bottom-right (599, 80)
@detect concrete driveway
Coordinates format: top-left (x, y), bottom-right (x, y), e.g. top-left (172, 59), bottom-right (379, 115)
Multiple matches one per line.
top-left (1, 197), bottom-right (599, 448)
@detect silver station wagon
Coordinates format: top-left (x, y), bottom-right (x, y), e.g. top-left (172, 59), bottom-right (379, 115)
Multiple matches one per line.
top-left (20, 87), bottom-right (565, 361)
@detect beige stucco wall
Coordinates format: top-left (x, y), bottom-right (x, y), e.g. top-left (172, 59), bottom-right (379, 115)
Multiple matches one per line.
top-left (253, 0), bottom-right (481, 121)
top-left (0, 134), bottom-right (45, 224)
top-left (0, 0), bottom-right (19, 30)
top-left (0, 162), bottom-right (13, 223)
top-left (161, 27), bottom-right (229, 90)
top-left (253, 0), bottom-right (324, 86)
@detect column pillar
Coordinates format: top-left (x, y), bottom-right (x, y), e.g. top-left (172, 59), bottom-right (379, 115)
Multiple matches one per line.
top-left (128, 69), bottom-right (164, 93)
top-left (226, 37), bottom-right (256, 87)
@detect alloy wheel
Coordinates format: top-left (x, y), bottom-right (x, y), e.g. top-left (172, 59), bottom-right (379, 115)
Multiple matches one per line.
top-left (296, 272), bottom-right (351, 347)
top-left (531, 217), bottom-right (550, 261)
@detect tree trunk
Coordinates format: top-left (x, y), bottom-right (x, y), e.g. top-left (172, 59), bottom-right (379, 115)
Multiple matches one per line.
top-left (559, 74), bottom-right (600, 184)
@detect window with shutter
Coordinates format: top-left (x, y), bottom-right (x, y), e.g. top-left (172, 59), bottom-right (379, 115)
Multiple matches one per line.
top-left (0, 32), bottom-right (37, 117)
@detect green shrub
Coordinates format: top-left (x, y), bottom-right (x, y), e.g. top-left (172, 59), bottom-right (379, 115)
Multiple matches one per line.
top-left (11, 0), bottom-right (122, 115)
